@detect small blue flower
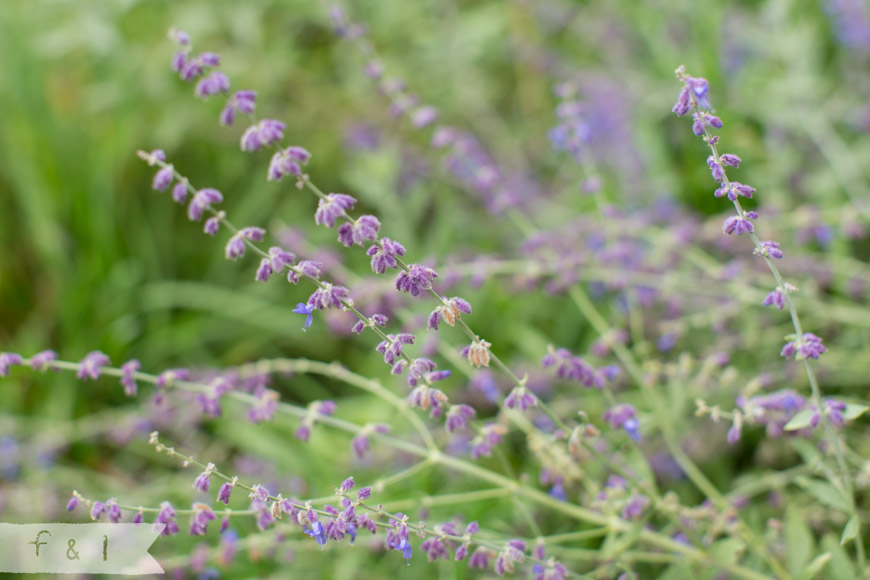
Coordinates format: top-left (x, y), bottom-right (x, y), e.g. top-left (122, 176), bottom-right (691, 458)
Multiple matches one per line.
top-left (293, 303), bottom-right (315, 331)
top-left (305, 521), bottom-right (327, 549)
top-left (391, 538), bottom-right (413, 565)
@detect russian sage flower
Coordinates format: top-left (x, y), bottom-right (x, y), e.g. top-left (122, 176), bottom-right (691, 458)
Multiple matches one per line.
top-left (220, 90), bottom-right (257, 126)
top-left (240, 119), bottom-right (286, 151)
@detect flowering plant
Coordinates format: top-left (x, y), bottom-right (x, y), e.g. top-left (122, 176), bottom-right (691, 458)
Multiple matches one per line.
top-left (2, 1), bottom-right (870, 579)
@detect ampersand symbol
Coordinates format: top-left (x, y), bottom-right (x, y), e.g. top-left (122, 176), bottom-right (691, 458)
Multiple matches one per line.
top-left (66, 539), bottom-right (80, 560)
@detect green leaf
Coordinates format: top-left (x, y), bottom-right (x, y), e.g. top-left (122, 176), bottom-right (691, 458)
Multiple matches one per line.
top-left (785, 404), bottom-right (868, 431)
top-left (821, 533), bottom-right (856, 578)
top-left (840, 516), bottom-right (859, 545)
top-left (785, 505), bottom-right (813, 577)
top-left (710, 537), bottom-right (745, 565)
top-left (784, 409), bottom-right (814, 431)
top-left (844, 404), bottom-right (869, 421)
top-left (800, 553), bottom-right (831, 580)
top-left (795, 477), bottom-right (852, 513)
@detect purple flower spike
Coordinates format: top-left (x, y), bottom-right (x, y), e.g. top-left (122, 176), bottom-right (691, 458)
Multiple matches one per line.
top-left (204, 211), bottom-right (225, 236)
top-left (315, 193), bottom-right (357, 228)
top-left (340, 476), bottom-right (355, 492)
top-left (172, 181), bottom-right (189, 204)
top-left (255, 259), bottom-right (272, 282)
top-left (155, 502), bottom-right (179, 536)
top-left (720, 153), bottom-right (742, 167)
top-left (217, 478), bottom-right (236, 504)
top-left (120, 360), bottom-right (141, 396)
top-left (220, 90), bottom-right (257, 126)
top-left (225, 234), bottom-right (246, 260)
top-left (293, 303), bottom-right (315, 331)
top-left (367, 238), bottom-right (406, 274)
top-left (307, 282), bottom-right (350, 310)
top-left (195, 71), bottom-right (230, 99)
top-left (188, 188), bottom-right (223, 221)
top-left (240, 119), bottom-right (286, 151)
top-left (763, 288), bottom-right (787, 310)
top-left (395, 264), bottom-right (438, 296)
top-left (714, 181), bottom-right (755, 201)
top-left (67, 496), bottom-right (78, 511)
top-left (90, 501), bottom-right (106, 521)
top-left (152, 164), bottom-right (174, 191)
top-left (77, 351), bottom-right (110, 381)
top-left (602, 404), bottom-right (641, 441)
top-left (0, 352), bottom-right (23, 376)
top-left (685, 75), bottom-right (712, 110)
top-left (30, 350), bottom-right (57, 371)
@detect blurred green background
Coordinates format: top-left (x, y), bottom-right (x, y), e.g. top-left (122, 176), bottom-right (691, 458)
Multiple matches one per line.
top-left (1, 0), bottom-right (869, 578)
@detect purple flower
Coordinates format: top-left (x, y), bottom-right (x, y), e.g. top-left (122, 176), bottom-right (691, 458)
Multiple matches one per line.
top-left (172, 181), bottom-right (189, 204)
top-left (293, 303), bottom-right (315, 330)
top-left (411, 106), bottom-right (438, 128)
top-left (168, 28), bottom-right (190, 46)
top-left (0, 352), bottom-right (23, 377)
top-left (224, 227), bottom-right (265, 260)
top-left (152, 164), bottom-right (174, 191)
top-left (138, 149), bottom-right (166, 166)
top-left (315, 193), bottom-right (357, 228)
top-left (395, 264), bottom-right (438, 297)
top-left (307, 283), bottom-right (350, 310)
top-left (427, 297), bottom-right (472, 330)
top-left (193, 463), bottom-right (215, 492)
top-left (195, 71), bottom-right (230, 99)
top-left (714, 181), bottom-right (755, 201)
top-left (781, 332), bottom-right (827, 360)
top-left (754, 240), bottom-right (783, 259)
top-left (155, 501), bottom-right (179, 536)
top-left (188, 188), bottom-right (223, 221)
top-left (692, 111), bottom-right (722, 135)
top-left (268, 146), bottom-right (311, 181)
top-left (30, 350), bottom-right (57, 371)
top-left (504, 387), bottom-right (537, 412)
top-left (90, 501), bottom-right (106, 521)
top-left (762, 286), bottom-right (791, 310)
top-left (541, 348), bottom-right (605, 388)
top-left (471, 423), bottom-right (507, 459)
top-left (337, 215), bottom-right (381, 247)
top-left (120, 359), bottom-right (141, 396)
top-left (720, 153), bottom-right (742, 167)
top-left (220, 90), bottom-right (257, 126)
top-left (367, 238), bottom-right (406, 274)
top-left (376, 333), bottom-right (415, 365)
top-left (77, 351), bottom-right (110, 381)
top-left (469, 547), bottom-right (492, 569)
top-left (391, 538), bottom-right (413, 565)
top-left (204, 212), bottom-right (225, 236)
top-left (305, 521), bottom-right (328, 550)
top-left (156, 368), bottom-right (189, 388)
top-left (621, 495), bottom-right (650, 520)
top-left (189, 503), bottom-right (217, 535)
top-left (265, 246), bottom-right (295, 272)
top-left (602, 404), bottom-right (641, 441)
top-left (67, 496), bottom-right (78, 511)
top-left (240, 119), bottom-right (286, 151)
top-left (722, 214), bottom-right (755, 236)
top-left (217, 478), bottom-right (236, 504)
top-left (446, 404), bottom-right (476, 433)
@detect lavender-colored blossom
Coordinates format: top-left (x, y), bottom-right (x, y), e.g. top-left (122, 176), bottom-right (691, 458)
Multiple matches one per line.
top-left (367, 238), bottom-right (406, 274)
top-left (0, 353), bottom-right (23, 376)
top-left (220, 90), bottom-right (257, 126)
top-left (120, 359), bottom-right (141, 396)
top-left (722, 214), bottom-right (755, 235)
top-left (90, 501), bottom-right (106, 521)
top-left (471, 423), bottom-right (507, 459)
top-left (395, 264), bottom-right (438, 297)
top-left (603, 404), bottom-right (641, 441)
top-left (67, 496), bottom-right (78, 511)
top-left (172, 181), bottom-right (189, 204)
top-left (504, 386), bottom-right (537, 412)
top-left (77, 351), bottom-right (110, 381)
top-left (188, 188), bottom-right (223, 221)
top-left (427, 297), bottom-right (472, 330)
top-left (178, 52), bottom-right (221, 82)
top-left (337, 215), bottom-right (381, 247)
top-left (189, 503), bottom-right (217, 535)
top-left (305, 521), bottom-right (328, 550)
top-left (446, 405), bottom-right (477, 433)
top-left (408, 384), bottom-right (449, 417)
top-left (737, 389), bottom-right (806, 438)
top-left (391, 538), bottom-right (413, 565)
top-left (193, 463), bottom-right (215, 492)
top-left (315, 193), bottom-right (357, 228)
top-left (139, 149), bottom-right (166, 166)
top-left (495, 540), bottom-right (526, 575)
top-left (217, 478), bottom-right (235, 504)
top-left (781, 332), bottom-right (827, 360)
top-left (469, 547), bottom-right (492, 569)
top-left (240, 119), bottom-right (286, 152)
top-left (307, 283), bottom-right (350, 310)
top-left (714, 181), bottom-right (755, 201)
top-left (30, 350), bottom-right (57, 371)
top-left (156, 368), bottom-right (189, 388)
top-left (268, 146), bottom-right (311, 181)
top-left (155, 501), bottom-right (179, 536)
top-left (104, 499), bottom-right (122, 523)
top-left (152, 164), bottom-right (174, 191)
top-left (411, 106), bottom-right (438, 128)
top-left (195, 71), bottom-right (230, 99)
top-left (204, 211), bottom-right (225, 236)
top-left (754, 240), bottom-right (783, 259)
top-left (224, 227), bottom-right (264, 260)
top-left (621, 495), bottom-right (650, 520)
top-left (541, 348), bottom-right (605, 388)
top-left (763, 288), bottom-right (787, 310)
